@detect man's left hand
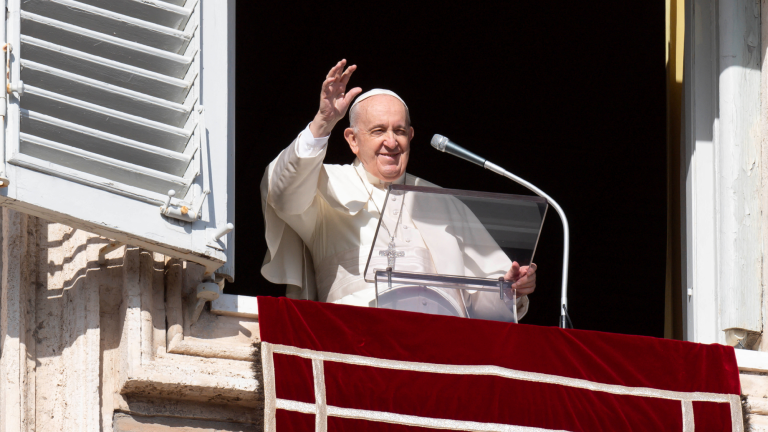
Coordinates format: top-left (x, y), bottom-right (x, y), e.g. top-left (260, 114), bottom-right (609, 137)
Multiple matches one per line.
top-left (504, 262), bottom-right (537, 296)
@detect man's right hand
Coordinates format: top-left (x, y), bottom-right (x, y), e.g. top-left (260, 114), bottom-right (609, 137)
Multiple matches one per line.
top-left (310, 59), bottom-right (362, 139)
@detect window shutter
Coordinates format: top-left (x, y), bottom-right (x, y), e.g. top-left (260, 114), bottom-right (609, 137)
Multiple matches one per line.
top-left (0, 0), bottom-right (235, 280)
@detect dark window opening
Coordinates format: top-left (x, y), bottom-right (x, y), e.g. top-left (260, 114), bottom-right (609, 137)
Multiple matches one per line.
top-left (230, 1), bottom-right (667, 337)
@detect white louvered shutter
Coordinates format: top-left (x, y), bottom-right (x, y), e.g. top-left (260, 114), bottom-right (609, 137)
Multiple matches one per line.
top-left (0, 0), bottom-right (235, 279)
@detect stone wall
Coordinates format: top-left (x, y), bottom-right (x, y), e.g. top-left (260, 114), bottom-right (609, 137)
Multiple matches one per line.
top-left (0, 209), bottom-right (263, 432)
top-left (743, 373), bottom-right (768, 431)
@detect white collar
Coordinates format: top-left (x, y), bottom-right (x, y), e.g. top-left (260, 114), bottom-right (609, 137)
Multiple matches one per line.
top-left (353, 158), bottom-right (405, 188)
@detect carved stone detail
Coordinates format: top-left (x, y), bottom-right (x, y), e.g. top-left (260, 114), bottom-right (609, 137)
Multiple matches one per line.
top-left (0, 211), bottom-right (263, 432)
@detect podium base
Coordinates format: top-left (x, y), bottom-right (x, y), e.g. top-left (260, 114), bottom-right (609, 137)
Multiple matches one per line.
top-left (377, 285), bottom-right (466, 318)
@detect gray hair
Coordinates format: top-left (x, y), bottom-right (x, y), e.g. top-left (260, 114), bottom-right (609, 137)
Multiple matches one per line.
top-left (349, 97), bottom-right (411, 131)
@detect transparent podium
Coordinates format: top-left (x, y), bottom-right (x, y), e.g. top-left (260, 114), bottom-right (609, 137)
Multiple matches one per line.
top-left (363, 185), bottom-right (548, 322)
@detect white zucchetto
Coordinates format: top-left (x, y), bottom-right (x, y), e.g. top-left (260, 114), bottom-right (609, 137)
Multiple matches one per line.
top-left (351, 88), bottom-right (408, 110)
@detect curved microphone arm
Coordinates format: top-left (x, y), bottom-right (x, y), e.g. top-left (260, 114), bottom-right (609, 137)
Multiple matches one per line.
top-left (483, 161), bottom-right (571, 329)
top-left (430, 134), bottom-right (570, 328)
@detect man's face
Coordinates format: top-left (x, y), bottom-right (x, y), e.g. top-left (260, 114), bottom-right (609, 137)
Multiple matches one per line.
top-left (344, 95), bottom-right (414, 182)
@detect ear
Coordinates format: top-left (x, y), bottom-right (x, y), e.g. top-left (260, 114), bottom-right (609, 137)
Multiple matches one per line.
top-left (408, 126), bottom-right (415, 141)
top-left (344, 128), bottom-right (359, 155)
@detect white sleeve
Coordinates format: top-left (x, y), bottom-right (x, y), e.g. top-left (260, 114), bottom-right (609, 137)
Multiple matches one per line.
top-left (504, 294), bottom-right (516, 310)
top-left (296, 123), bottom-right (330, 157)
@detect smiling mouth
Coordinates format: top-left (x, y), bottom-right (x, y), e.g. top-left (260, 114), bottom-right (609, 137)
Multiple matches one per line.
top-left (377, 152), bottom-right (401, 158)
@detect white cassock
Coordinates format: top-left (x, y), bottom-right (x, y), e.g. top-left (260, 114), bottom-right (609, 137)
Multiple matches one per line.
top-left (260, 125), bottom-right (529, 321)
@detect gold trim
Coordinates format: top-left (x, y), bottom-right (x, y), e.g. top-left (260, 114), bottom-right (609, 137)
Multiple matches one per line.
top-left (263, 342), bottom-right (742, 431)
top-left (313, 359), bottom-right (328, 432)
top-left (270, 343), bottom-right (732, 403)
top-left (262, 342), bottom-right (277, 432)
top-left (681, 400), bottom-right (694, 432)
top-left (327, 404), bottom-right (567, 431)
top-left (730, 394), bottom-right (744, 432)
top-left (276, 398), bottom-right (315, 414)
top-left (275, 399), bottom-right (567, 432)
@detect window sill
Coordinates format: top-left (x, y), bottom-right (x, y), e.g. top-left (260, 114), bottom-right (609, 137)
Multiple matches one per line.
top-left (211, 293), bottom-right (259, 319)
top-left (735, 349), bottom-right (768, 373)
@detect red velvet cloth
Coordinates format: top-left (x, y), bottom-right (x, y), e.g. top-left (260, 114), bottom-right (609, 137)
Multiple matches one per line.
top-left (259, 297), bottom-right (741, 431)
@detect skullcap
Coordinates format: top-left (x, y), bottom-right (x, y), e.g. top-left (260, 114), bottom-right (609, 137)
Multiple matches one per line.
top-left (351, 88), bottom-right (408, 110)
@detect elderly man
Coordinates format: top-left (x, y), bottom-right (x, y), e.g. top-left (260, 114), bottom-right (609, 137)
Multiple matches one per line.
top-left (261, 60), bottom-right (536, 321)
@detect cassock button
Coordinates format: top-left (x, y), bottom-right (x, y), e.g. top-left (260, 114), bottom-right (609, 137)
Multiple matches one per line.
top-left (406, 239), bottom-right (410, 243)
top-left (402, 225), bottom-right (408, 229)
top-left (393, 210), bottom-right (399, 215)
top-left (391, 196), bottom-right (397, 201)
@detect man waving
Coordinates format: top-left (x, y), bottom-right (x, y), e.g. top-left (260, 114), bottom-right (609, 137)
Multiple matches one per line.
top-left (260, 60), bottom-right (536, 321)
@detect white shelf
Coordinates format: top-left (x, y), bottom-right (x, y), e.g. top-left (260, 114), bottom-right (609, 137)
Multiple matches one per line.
top-left (736, 349), bottom-right (768, 373)
top-left (211, 294), bottom-right (259, 319)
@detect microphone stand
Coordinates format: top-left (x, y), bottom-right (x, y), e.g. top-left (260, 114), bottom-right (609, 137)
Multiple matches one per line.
top-left (483, 161), bottom-right (571, 329)
top-left (431, 134), bottom-right (571, 328)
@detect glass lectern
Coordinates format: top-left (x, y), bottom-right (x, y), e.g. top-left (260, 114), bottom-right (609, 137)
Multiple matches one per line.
top-left (364, 184), bottom-right (548, 322)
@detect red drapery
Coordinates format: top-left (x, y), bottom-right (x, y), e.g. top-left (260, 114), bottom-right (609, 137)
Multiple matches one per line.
top-left (258, 297), bottom-right (741, 431)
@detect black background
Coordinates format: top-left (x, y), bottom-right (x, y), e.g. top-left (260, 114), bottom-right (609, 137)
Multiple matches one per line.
top-left (229, 1), bottom-right (667, 337)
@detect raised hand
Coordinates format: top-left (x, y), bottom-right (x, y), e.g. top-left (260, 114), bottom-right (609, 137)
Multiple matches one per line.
top-left (310, 59), bottom-right (362, 138)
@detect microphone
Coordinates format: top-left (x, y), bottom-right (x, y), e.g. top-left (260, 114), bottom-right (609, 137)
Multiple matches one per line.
top-left (431, 134), bottom-right (486, 167)
top-left (430, 134), bottom-right (572, 329)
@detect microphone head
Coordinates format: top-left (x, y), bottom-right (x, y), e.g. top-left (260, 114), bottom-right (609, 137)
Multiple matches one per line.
top-left (431, 134), bottom-right (448, 151)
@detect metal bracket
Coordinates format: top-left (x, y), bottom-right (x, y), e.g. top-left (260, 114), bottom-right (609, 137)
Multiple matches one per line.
top-left (0, 43), bottom-right (9, 189)
top-left (724, 328), bottom-right (761, 349)
top-left (374, 273), bottom-right (379, 308)
top-left (188, 275), bottom-right (226, 324)
top-left (98, 241), bottom-right (123, 265)
top-left (160, 189), bottom-right (209, 222)
top-left (206, 223), bottom-right (234, 250)
top-left (4, 43), bottom-right (22, 99)
top-left (7, 80), bottom-right (22, 97)
top-left (498, 277), bottom-right (505, 300)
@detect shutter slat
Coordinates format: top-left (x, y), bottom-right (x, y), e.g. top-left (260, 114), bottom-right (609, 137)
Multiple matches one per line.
top-left (9, 153), bottom-right (172, 205)
top-left (16, 0), bottom-right (200, 200)
top-left (20, 133), bottom-right (189, 195)
top-left (22, 86), bottom-right (192, 151)
top-left (74, 0), bottom-right (192, 30)
top-left (21, 110), bottom-right (192, 175)
top-left (21, 12), bottom-right (193, 78)
top-left (21, 36), bottom-right (192, 103)
top-left (21, 0), bottom-right (192, 53)
top-left (156, 0), bottom-right (187, 7)
top-left (22, 60), bottom-right (192, 127)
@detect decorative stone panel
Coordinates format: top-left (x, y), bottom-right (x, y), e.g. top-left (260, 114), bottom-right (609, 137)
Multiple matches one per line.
top-left (0, 209), bottom-right (263, 432)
